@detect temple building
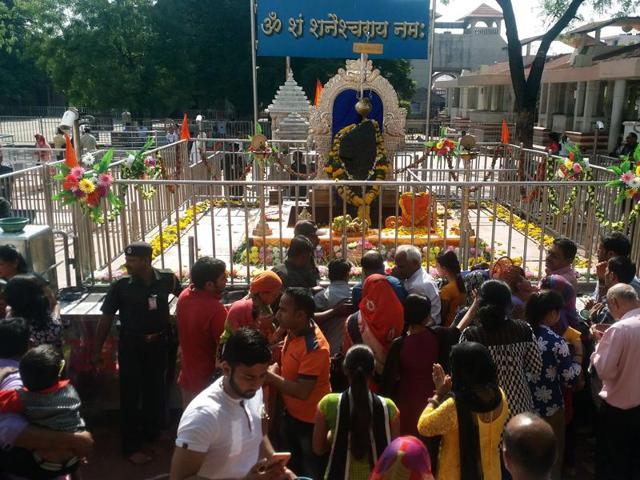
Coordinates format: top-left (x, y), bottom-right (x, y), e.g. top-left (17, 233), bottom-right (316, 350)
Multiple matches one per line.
top-left (266, 73), bottom-right (311, 138)
top-left (439, 17), bottom-right (640, 152)
top-left (408, 3), bottom-right (508, 118)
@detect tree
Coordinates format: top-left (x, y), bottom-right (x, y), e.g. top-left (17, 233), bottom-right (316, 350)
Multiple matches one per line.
top-left (495, 0), bottom-right (639, 146)
top-left (2, 0), bottom-right (416, 117)
top-left (0, 0), bottom-right (63, 107)
top-left (37, 0), bottom-right (162, 115)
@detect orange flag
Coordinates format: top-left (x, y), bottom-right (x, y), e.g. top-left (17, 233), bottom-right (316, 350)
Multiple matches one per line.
top-left (180, 113), bottom-right (190, 140)
top-left (501, 119), bottom-right (510, 144)
top-left (64, 133), bottom-right (78, 168)
top-left (314, 79), bottom-right (323, 106)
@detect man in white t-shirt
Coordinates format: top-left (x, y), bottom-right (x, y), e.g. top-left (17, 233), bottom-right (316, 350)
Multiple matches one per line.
top-left (170, 329), bottom-right (293, 480)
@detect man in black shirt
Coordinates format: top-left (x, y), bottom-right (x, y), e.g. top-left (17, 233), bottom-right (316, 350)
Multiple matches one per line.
top-left (93, 242), bottom-right (182, 464)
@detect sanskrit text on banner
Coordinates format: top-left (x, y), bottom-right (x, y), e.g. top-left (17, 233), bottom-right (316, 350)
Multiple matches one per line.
top-left (257, 0), bottom-right (429, 60)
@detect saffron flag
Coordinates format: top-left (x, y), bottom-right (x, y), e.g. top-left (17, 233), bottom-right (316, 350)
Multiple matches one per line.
top-left (180, 113), bottom-right (190, 140)
top-left (314, 80), bottom-right (323, 106)
top-left (501, 119), bottom-right (510, 144)
top-left (64, 133), bottom-right (78, 168)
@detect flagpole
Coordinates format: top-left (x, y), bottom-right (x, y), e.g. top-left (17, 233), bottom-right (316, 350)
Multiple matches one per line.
top-left (425, 0), bottom-right (437, 141)
top-left (250, 0), bottom-right (259, 133)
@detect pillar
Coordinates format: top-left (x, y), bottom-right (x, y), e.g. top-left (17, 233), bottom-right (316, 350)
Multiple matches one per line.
top-left (545, 83), bottom-right (556, 128)
top-left (608, 79), bottom-right (627, 152)
top-left (478, 86), bottom-right (488, 111)
top-left (460, 87), bottom-right (469, 114)
top-left (573, 81), bottom-right (586, 131)
top-left (491, 85), bottom-right (500, 111)
top-left (582, 80), bottom-right (599, 132)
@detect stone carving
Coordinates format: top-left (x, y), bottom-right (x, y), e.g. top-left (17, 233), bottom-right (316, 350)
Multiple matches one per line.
top-left (309, 58), bottom-right (407, 178)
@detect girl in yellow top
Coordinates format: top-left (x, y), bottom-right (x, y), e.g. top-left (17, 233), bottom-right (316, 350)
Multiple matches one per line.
top-left (418, 342), bottom-right (509, 480)
top-left (436, 251), bottom-right (466, 327)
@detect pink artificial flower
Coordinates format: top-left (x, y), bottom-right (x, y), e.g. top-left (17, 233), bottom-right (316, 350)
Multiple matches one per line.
top-left (70, 166), bottom-right (85, 179)
top-left (98, 173), bottom-right (113, 187)
top-left (144, 156), bottom-right (156, 167)
top-left (621, 172), bottom-right (635, 185)
top-left (96, 185), bottom-right (108, 197)
top-left (572, 163), bottom-right (582, 174)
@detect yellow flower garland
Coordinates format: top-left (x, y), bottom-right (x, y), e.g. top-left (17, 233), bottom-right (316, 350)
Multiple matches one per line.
top-left (149, 201), bottom-right (210, 260)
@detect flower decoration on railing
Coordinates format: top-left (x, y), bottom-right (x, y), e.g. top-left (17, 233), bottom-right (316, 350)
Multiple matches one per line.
top-left (554, 145), bottom-right (590, 181)
top-left (425, 137), bottom-right (458, 157)
top-left (607, 147), bottom-right (640, 204)
top-left (53, 147), bottom-right (122, 224)
top-left (120, 137), bottom-right (162, 199)
top-left (546, 145), bottom-right (592, 215)
top-left (245, 124), bottom-right (279, 166)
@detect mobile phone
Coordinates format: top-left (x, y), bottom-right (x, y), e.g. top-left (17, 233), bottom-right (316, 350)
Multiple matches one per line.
top-left (269, 452), bottom-right (291, 467)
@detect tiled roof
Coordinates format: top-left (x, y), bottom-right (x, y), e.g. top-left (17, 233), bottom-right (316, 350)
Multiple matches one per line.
top-left (457, 3), bottom-right (503, 20)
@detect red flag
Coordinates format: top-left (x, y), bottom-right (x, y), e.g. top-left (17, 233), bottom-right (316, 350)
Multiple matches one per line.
top-left (314, 80), bottom-right (323, 107)
top-left (180, 113), bottom-right (190, 140)
top-left (64, 133), bottom-right (78, 168)
top-left (501, 119), bottom-right (510, 144)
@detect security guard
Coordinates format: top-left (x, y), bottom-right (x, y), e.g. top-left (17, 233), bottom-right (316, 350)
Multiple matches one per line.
top-left (93, 242), bottom-right (182, 464)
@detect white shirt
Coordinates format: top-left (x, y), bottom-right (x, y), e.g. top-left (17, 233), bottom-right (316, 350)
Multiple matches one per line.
top-left (404, 267), bottom-right (442, 324)
top-left (175, 377), bottom-right (264, 479)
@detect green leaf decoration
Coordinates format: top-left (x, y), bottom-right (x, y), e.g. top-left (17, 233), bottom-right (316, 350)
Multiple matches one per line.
top-left (97, 148), bottom-right (113, 173)
top-left (621, 159), bottom-right (630, 172)
top-left (255, 123), bottom-right (263, 135)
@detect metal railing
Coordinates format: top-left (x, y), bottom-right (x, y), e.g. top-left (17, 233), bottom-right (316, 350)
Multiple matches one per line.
top-left (86, 175), bottom-right (632, 288)
top-left (0, 116), bottom-right (267, 146)
top-left (1, 137), bottom-right (636, 290)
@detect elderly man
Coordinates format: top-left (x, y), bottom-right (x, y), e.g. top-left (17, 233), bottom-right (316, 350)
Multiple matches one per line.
top-left (591, 284), bottom-right (640, 480)
top-left (503, 412), bottom-right (557, 480)
top-left (393, 245), bottom-right (441, 324)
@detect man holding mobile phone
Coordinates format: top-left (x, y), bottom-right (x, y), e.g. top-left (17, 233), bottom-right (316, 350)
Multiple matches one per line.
top-left (170, 328), bottom-right (294, 480)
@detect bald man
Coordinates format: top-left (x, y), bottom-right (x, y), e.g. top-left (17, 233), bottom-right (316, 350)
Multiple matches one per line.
top-left (590, 283), bottom-right (640, 479)
top-left (503, 412), bottom-right (557, 480)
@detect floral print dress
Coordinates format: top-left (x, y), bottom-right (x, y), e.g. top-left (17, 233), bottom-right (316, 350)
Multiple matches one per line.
top-left (527, 325), bottom-right (581, 417)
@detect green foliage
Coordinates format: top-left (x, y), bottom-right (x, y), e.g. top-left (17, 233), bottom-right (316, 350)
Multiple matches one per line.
top-left (0, 0), bottom-right (415, 115)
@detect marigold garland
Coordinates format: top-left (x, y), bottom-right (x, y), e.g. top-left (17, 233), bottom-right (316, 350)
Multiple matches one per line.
top-left (149, 201), bottom-right (210, 260)
top-left (324, 119), bottom-right (390, 223)
top-left (546, 145), bottom-right (591, 215)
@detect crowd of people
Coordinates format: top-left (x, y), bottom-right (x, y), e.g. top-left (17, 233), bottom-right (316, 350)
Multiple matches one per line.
top-left (0, 222), bottom-right (639, 480)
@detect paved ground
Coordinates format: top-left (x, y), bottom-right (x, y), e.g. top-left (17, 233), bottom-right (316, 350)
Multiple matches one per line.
top-left (79, 410), bottom-right (175, 480)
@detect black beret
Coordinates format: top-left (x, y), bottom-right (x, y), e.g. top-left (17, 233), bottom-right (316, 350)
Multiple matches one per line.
top-left (124, 242), bottom-right (152, 258)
